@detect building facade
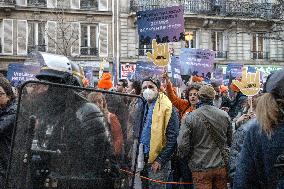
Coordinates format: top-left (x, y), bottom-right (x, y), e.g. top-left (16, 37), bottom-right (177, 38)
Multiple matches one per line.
top-left (119, 0), bottom-right (284, 78)
top-left (0, 0), bottom-right (114, 73)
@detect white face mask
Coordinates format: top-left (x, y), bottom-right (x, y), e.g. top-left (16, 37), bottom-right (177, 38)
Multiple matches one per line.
top-left (143, 88), bottom-right (157, 101)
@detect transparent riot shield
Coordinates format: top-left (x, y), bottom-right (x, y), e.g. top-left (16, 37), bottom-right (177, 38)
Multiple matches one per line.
top-left (6, 81), bottom-right (146, 189)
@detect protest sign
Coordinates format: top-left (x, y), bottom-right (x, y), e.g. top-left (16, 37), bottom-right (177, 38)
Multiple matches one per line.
top-left (134, 61), bottom-right (164, 81)
top-left (83, 66), bottom-right (94, 87)
top-left (7, 63), bottom-right (41, 87)
top-left (121, 64), bottom-right (136, 79)
top-left (137, 5), bottom-right (184, 44)
top-left (213, 68), bottom-right (224, 85)
top-left (168, 56), bottom-right (182, 87)
top-left (180, 48), bottom-right (215, 78)
top-left (225, 63), bottom-right (243, 79)
top-left (147, 39), bottom-right (170, 67)
top-left (232, 67), bottom-right (261, 97)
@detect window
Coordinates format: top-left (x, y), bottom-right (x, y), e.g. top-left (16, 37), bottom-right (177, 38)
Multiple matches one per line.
top-left (212, 31), bottom-right (227, 58)
top-left (251, 33), bottom-right (266, 59)
top-left (27, 0), bottom-right (47, 6)
top-left (185, 30), bottom-right (197, 48)
top-left (80, 24), bottom-right (98, 56)
top-left (81, 0), bottom-right (98, 9)
top-left (28, 22), bottom-right (46, 53)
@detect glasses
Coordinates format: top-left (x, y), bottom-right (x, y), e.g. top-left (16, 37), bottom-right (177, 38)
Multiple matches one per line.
top-left (189, 93), bottom-right (198, 97)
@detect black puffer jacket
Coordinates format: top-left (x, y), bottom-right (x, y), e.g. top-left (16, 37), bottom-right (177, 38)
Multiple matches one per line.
top-left (0, 100), bottom-right (17, 187)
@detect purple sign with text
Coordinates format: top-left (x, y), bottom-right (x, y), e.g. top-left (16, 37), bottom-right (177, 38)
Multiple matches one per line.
top-left (180, 48), bottom-right (215, 78)
top-left (213, 68), bottom-right (224, 85)
top-left (137, 5), bottom-right (184, 44)
top-left (226, 63), bottom-right (243, 79)
top-left (134, 61), bottom-right (164, 81)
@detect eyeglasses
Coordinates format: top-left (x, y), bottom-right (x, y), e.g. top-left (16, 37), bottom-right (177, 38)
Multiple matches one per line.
top-left (189, 93), bottom-right (198, 97)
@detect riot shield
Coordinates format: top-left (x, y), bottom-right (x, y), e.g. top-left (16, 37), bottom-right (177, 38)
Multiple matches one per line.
top-left (6, 81), bottom-right (145, 189)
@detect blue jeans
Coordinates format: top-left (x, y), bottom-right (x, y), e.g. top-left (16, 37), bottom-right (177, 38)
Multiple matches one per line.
top-left (141, 161), bottom-right (171, 189)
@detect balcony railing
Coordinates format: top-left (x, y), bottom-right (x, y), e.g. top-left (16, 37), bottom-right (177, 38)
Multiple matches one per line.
top-left (80, 0), bottom-right (98, 10)
top-left (80, 47), bottom-right (98, 56)
top-left (215, 51), bottom-right (228, 59)
top-left (130, 0), bottom-right (282, 19)
top-left (27, 0), bottom-right (47, 7)
top-left (251, 51), bottom-right (269, 60)
top-left (137, 48), bottom-right (152, 56)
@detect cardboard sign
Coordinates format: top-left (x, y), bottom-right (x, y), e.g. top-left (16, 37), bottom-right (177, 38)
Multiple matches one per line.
top-left (180, 48), bottom-right (215, 77)
top-left (7, 63), bottom-right (41, 87)
top-left (232, 67), bottom-right (261, 96)
top-left (147, 39), bottom-right (170, 67)
top-left (137, 5), bottom-right (184, 44)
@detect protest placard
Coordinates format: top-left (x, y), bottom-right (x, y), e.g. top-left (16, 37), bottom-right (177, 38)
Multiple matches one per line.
top-left (180, 48), bottom-right (215, 78)
top-left (121, 64), bottom-right (136, 79)
top-left (134, 61), bottom-right (164, 81)
top-left (7, 63), bottom-right (41, 87)
top-left (168, 56), bottom-right (183, 87)
top-left (137, 5), bottom-right (184, 44)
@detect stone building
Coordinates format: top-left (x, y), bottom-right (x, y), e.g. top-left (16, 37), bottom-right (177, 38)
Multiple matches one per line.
top-left (0, 0), bottom-right (114, 74)
top-left (119, 0), bottom-right (284, 78)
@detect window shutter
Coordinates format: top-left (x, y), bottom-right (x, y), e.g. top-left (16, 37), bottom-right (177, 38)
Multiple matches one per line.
top-left (99, 23), bottom-right (108, 58)
top-left (3, 19), bottom-right (13, 55)
top-left (71, 0), bottom-right (80, 9)
top-left (46, 21), bottom-right (57, 53)
top-left (16, 0), bottom-right (27, 6)
top-left (47, 0), bottom-right (57, 8)
top-left (98, 0), bottom-right (108, 11)
top-left (71, 22), bottom-right (80, 56)
top-left (17, 20), bottom-right (28, 55)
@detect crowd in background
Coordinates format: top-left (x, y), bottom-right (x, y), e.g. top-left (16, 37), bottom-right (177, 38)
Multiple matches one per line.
top-left (0, 67), bottom-right (284, 189)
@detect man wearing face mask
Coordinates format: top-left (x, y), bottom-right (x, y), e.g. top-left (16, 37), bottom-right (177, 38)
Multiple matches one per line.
top-left (139, 77), bottom-right (179, 189)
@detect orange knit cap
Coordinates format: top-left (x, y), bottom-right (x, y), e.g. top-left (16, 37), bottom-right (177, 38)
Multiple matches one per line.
top-left (192, 75), bottom-right (204, 83)
top-left (98, 73), bottom-right (113, 90)
top-left (220, 85), bottom-right (228, 93)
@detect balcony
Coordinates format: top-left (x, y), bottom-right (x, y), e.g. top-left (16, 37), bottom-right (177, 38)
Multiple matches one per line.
top-left (130, 0), bottom-right (282, 20)
top-left (251, 51), bottom-right (269, 60)
top-left (80, 47), bottom-right (98, 56)
top-left (137, 47), bottom-right (152, 57)
top-left (0, 0), bottom-right (15, 9)
top-left (215, 51), bottom-right (228, 59)
top-left (80, 0), bottom-right (98, 10)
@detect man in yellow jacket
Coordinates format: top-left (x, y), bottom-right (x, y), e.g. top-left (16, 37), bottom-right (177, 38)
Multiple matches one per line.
top-left (140, 77), bottom-right (179, 189)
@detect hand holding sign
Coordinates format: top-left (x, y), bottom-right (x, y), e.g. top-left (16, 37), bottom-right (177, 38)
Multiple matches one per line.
top-left (232, 67), bottom-right (261, 97)
top-left (147, 39), bottom-right (170, 67)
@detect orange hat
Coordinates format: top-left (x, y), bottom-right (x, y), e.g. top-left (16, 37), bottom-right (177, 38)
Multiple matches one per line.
top-left (220, 85), bottom-right (228, 93)
top-left (230, 83), bottom-right (240, 92)
top-left (230, 78), bottom-right (241, 92)
top-left (192, 75), bottom-right (204, 83)
top-left (98, 73), bottom-right (113, 90)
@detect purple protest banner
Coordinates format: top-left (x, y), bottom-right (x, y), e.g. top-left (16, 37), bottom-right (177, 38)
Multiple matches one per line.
top-left (137, 5), bottom-right (184, 44)
top-left (169, 56), bottom-right (183, 87)
top-left (134, 61), bottom-right (164, 81)
top-left (213, 68), bottom-right (224, 85)
top-left (226, 63), bottom-right (243, 79)
top-left (7, 63), bottom-right (41, 87)
top-left (179, 48), bottom-right (215, 78)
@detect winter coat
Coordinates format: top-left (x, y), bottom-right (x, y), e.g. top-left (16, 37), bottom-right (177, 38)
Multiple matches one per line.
top-left (166, 81), bottom-right (193, 118)
top-left (233, 119), bottom-right (284, 189)
top-left (178, 104), bottom-right (232, 171)
top-left (0, 100), bottom-right (17, 186)
top-left (229, 120), bottom-right (254, 182)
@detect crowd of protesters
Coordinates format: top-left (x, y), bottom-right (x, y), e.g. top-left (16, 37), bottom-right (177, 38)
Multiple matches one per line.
top-left (0, 66), bottom-right (284, 189)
